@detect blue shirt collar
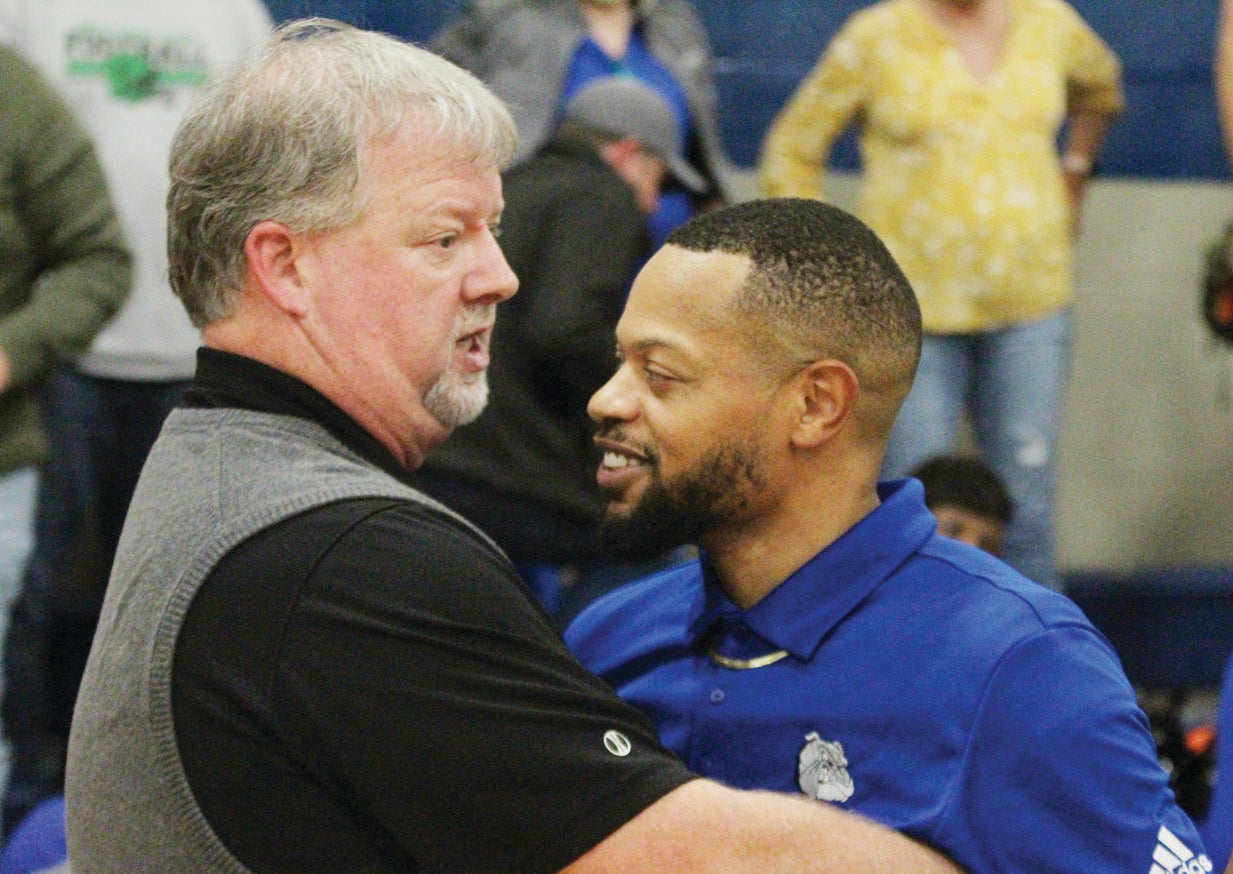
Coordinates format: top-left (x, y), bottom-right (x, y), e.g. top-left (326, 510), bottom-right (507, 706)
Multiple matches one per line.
top-left (685, 479), bottom-right (936, 660)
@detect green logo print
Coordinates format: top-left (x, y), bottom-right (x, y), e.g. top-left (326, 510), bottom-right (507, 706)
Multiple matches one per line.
top-left (105, 53), bottom-right (159, 101)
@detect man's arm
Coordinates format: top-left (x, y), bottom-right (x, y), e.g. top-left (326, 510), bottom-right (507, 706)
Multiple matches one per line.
top-left (1218, 0), bottom-right (1233, 165)
top-left (1059, 107), bottom-right (1116, 238)
top-left (565, 779), bottom-right (962, 873)
top-left (0, 49), bottom-right (130, 393)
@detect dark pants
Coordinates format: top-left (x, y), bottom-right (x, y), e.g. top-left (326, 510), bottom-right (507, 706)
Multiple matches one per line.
top-left (1, 369), bottom-right (188, 835)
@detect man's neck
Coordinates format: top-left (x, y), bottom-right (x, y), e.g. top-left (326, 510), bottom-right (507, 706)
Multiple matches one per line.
top-left (201, 323), bottom-right (447, 472)
top-left (919, 0), bottom-right (1011, 81)
top-left (703, 474), bottom-right (881, 610)
top-left (582, 1), bottom-right (636, 59)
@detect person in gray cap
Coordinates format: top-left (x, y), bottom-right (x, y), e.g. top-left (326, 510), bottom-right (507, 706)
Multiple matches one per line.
top-left (560, 76), bottom-right (709, 203)
top-left (414, 76), bottom-right (702, 624)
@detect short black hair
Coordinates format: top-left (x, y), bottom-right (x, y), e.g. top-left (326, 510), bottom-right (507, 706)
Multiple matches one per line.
top-left (665, 198), bottom-right (921, 396)
top-left (911, 454), bottom-right (1014, 524)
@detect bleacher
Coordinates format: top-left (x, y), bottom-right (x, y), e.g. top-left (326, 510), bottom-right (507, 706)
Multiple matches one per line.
top-left (264, 0), bottom-right (1229, 178)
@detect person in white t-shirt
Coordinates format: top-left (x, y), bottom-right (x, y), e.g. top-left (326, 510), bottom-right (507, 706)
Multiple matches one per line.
top-left (0, 0), bottom-right (272, 835)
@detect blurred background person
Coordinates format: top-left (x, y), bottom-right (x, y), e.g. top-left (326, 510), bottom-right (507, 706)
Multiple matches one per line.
top-left (911, 453), bottom-right (1013, 557)
top-left (413, 77), bottom-right (703, 625)
top-left (758, 0), bottom-right (1123, 591)
top-left (0, 42), bottom-right (129, 835)
top-left (1201, 648), bottom-right (1233, 874)
top-left (1219, 0), bottom-right (1233, 165)
top-left (1200, 5), bottom-right (1233, 871)
top-left (0, 0), bottom-right (271, 835)
top-left (432, 0), bottom-right (737, 247)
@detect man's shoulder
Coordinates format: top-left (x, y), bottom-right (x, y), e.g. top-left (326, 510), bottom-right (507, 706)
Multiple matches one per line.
top-left (565, 562), bottom-right (700, 661)
top-left (898, 535), bottom-right (1097, 642)
top-left (502, 144), bottom-right (643, 247)
top-left (228, 495), bottom-right (527, 627)
top-left (845, 0), bottom-right (911, 33)
top-left (286, 494), bottom-right (508, 566)
top-left (509, 141), bottom-right (628, 194)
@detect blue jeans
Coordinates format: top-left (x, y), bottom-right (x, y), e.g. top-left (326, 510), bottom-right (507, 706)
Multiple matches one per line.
top-left (881, 309), bottom-right (1072, 590)
top-left (1, 370), bottom-right (188, 833)
top-left (0, 466), bottom-right (38, 820)
top-left (0, 468), bottom-right (37, 613)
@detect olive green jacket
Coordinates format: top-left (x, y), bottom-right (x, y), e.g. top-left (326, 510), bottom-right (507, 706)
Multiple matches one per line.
top-left (0, 46), bottom-right (130, 474)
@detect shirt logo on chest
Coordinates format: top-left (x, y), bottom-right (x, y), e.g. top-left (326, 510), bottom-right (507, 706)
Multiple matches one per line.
top-left (797, 731), bottom-right (854, 803)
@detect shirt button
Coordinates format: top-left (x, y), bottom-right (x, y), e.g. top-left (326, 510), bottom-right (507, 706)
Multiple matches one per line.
top-left (710, 689), bottom-right (725, 704)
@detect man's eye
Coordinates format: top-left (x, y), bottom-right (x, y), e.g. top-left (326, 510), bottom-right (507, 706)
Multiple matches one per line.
top-left (438, 234), bottom-right (457, 249)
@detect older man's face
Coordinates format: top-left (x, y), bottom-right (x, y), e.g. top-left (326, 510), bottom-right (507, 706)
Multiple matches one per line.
top-left (296, 118), bottom-right (518, 458)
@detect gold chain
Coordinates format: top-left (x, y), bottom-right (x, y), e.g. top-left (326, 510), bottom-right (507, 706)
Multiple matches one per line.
top-left (706, 646), bottom-right (790, 670)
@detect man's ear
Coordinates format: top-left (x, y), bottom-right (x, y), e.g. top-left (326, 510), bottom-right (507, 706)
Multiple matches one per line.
top-left (790, 359), bottom-right (859, 449)
top-left (244, 219), bottom-right (309, 317)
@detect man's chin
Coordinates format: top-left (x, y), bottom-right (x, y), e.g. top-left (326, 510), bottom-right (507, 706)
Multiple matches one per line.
top-left (596, 495), bottom-right (697, 562)
top-left (424, 373), bottom-right (489, 428)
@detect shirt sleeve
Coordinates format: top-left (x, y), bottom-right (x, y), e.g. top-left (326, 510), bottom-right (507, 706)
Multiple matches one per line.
top-left (279, 503), bottom-right (694, 874)
top-left (235, 0), bottom-right (274, 48)
top-left (429, 1), bottom-right (505, 77)
top-left (945, 625), bottom-right (1210, 874)
top-left (757, 16), bottom-right (869, 200)
top-left (1058, 2), bottom-right (1125, 115)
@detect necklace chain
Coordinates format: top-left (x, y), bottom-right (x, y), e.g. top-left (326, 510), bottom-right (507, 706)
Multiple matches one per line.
top-left (706, 646), bottom-right (790, 670)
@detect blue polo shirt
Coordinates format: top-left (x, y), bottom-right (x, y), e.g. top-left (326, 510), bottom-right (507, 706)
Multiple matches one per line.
top-left (566, 480), bottom-right (1210, 874)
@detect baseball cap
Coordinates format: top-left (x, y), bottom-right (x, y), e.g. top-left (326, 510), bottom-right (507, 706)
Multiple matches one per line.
top-left (562, 77), bottom-right (709, 194)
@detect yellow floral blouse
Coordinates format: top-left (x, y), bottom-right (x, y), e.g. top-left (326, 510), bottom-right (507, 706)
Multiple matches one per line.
top-left (759, 0), bottom-right (1123, 332)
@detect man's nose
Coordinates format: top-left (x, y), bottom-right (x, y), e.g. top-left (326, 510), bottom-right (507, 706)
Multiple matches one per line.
top-left (466, 231), bottom-right (519, 303)
top-left (588, 366), bottom-right (637, 424)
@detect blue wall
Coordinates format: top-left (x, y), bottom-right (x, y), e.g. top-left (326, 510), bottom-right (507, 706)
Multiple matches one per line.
top-left (261, 1), bottom-right (1229, 179)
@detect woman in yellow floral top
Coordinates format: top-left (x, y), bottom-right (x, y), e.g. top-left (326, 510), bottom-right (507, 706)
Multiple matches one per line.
top-left (759, 0), bottom-right (1122, 590)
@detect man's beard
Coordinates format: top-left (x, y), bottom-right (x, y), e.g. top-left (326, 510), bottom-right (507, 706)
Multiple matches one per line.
top-left (424, 366), bottom-right (488, 428)
top-left (424, 305), bottom-right (494, 428)
top-left (596, 437), bottom-right (767, 562)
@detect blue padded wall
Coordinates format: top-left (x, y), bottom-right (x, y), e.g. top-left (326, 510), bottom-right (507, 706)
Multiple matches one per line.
top-left (260, 1), bottom-right (1228, 179)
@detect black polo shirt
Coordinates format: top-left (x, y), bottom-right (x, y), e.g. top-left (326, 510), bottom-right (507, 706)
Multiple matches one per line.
top-left (171, 349), bottom-right (693, 873)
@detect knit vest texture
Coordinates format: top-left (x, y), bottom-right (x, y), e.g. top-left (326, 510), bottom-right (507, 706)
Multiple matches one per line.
top-left (65, 407), bottom-right (489, 872)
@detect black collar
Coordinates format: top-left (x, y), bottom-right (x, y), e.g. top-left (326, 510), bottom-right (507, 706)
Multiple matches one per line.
top-left (185, 348), bottom-right (414, 484)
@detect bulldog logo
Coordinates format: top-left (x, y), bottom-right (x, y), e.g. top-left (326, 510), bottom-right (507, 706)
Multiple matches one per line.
top-left (797, 731), bottom-right (854, 803)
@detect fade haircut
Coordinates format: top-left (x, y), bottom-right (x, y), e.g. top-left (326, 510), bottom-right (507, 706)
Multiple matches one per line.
top-left (167, 18), bottom-right (518, 328)
top-left (665, 198), bottom-right (921, 401)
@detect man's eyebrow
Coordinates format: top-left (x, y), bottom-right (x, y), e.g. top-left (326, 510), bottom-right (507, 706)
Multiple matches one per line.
top-left (625, 336), bottom-right (685, 356)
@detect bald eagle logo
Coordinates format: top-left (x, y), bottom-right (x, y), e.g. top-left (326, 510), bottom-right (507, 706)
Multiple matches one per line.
top-left (797, 731), bottom-right (854, 803)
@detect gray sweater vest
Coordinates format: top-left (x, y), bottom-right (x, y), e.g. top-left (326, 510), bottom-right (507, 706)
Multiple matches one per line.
top-left (65, 407), bottom-right (488, 872)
